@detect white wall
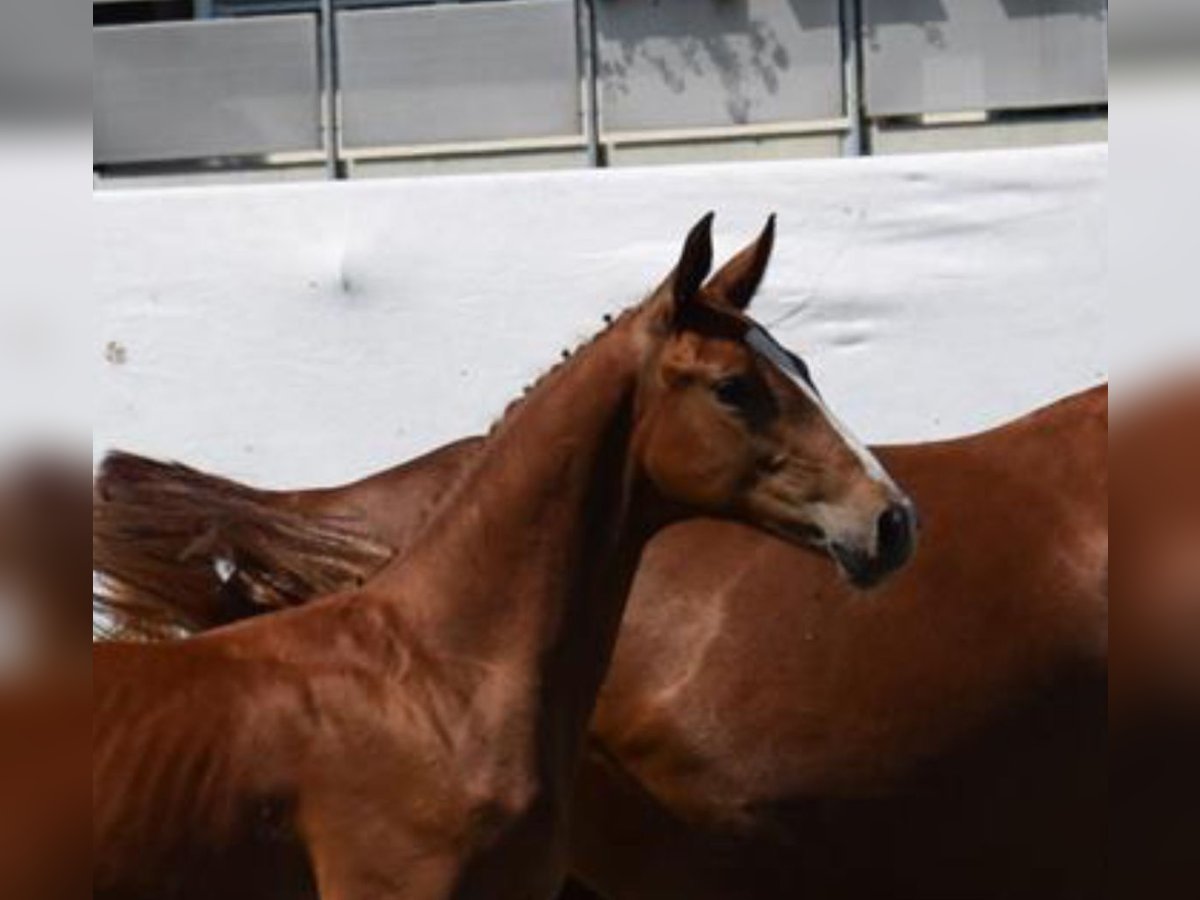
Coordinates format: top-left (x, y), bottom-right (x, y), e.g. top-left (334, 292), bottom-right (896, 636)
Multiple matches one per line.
top-left (95, 144), bottom-right (1106, 487)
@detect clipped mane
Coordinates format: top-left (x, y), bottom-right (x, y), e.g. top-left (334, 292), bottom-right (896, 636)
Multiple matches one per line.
top-left (486, 307), bottom-right (638, 437)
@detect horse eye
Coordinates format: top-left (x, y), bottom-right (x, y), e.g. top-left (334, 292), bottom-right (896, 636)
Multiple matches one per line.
top-left (712, 376), bottom-right (753, 410)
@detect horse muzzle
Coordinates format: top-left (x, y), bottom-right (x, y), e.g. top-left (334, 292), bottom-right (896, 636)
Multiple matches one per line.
top-left (831, 499), bottom-right (918, 589)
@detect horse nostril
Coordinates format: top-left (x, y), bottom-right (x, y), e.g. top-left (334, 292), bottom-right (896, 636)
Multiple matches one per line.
top-left (876, 502), bottom-right (914, 568)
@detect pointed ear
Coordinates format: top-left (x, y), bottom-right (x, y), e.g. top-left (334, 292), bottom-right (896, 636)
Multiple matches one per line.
top-left (670, 212), bottom-right (715, 310)
top-left (704, 214), bottom-right (775, 311)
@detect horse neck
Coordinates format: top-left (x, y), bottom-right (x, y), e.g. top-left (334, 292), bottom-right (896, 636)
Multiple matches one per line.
top-left (369, 315), bottom-right (655, 741)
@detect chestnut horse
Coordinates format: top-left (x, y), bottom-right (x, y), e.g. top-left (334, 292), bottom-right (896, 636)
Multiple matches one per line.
top-left (0, 457), bottom-right (89, 670)
top-left (87, 215), bottom-right (916, 900)
top-left (1111, 377), bottom-right (1200, 900)
top-left (97, 381), bottom-right (1107, 899)
top-left (0, 459), bottom-right (91, 900)
top-left (571, 383), bottom-right (1107, 900)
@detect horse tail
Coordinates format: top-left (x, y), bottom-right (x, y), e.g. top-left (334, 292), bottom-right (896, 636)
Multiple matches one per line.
top-left (93, 451), bottom-right (394, 640)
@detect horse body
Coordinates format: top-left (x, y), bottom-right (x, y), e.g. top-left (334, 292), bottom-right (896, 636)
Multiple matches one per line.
top-left (0, 461), bottom-right (91, 900)
top-left (572, 385), bottom-right (1108, 899)
top-left (280, 436), bottom-right (481, 558)
top-left (93, 305), bottom-right (645, 900)
top-left (0, 459), bottom-right (89, 670)
top-left (94, 593), bottom-right (573, 900)
top-left (0, 681), bottom-right (90, 900)
top-left (97, 382), bottom-right (1106, 899)
top-left (94, 635), bottom-right (316, 900)
top-left (1111, 378), bottom-right (1200, 899)
top-left (89, 217), bottom-right (915, 899)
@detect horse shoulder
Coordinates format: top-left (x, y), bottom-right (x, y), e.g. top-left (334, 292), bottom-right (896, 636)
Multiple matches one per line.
top-left (93, 635), bottom-right (326, 893)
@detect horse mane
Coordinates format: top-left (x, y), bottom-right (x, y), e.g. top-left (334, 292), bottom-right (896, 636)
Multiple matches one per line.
top-left (487, 309), bottom-right (632, 437)
top-left (93, 452), bottom-right (394, 640)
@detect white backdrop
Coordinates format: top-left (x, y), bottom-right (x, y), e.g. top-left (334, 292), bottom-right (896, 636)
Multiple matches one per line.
top-left (95, 145), bottom-right (1106, 487)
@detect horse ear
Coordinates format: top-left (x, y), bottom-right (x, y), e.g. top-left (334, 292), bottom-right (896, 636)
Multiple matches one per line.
top-left (670, 212), bottom-right (715, 311)
top-left (704, 214), bottom-right (775, 311)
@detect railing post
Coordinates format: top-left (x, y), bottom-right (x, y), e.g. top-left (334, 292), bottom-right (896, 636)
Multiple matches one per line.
top-left (577, 0), bottom-right (603, 167)
top-left (319, 0), bottom-right (345, 179)
top-left (840, 0), bottom-right (870, 156)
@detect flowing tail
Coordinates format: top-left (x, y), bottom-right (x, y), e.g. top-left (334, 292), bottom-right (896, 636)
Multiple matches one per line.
top-left (93, 452), bottom-right (394, 640)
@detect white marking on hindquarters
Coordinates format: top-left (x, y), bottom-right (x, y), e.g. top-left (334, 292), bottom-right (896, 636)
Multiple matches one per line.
top-left (746, 324), bottom-right (897, 492)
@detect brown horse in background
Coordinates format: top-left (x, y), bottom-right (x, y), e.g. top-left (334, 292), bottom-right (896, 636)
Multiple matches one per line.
top-left (571, 383), bottom-right (1107, 900)
top-left (87, 215), bottom-right (917, 900)
top-left (0, 458), bottom-right (91, 900)
top-left (97, 362), bottom-right (1107, 900)
top-left (1111, 376), bottom-right (1200, 900)
top-left (0, 457), bottom-right (89, 670)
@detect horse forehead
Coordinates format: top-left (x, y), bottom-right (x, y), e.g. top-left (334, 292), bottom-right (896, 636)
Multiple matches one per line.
top-left (666, 331), bottom-right (749, 370)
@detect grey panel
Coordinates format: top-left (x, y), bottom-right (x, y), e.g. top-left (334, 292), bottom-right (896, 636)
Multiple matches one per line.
top-left (596, 0), bottom-right (843, 133)
top-left (339, 0), bottom-right (581, 149)
top-left (863, 0), bottom-right (1108, 116)
top-left (95, 16), bottom-right (321, 164)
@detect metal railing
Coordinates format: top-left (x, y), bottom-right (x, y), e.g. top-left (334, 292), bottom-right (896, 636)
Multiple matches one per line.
top-left (93, 0), bottom-right (1108, 173)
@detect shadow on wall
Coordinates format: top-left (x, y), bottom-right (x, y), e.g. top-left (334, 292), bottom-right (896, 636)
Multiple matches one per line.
top-left (597, 0), bottom-right (838, 126)
top-left (997, 0), bottom-right (1107, 21)
top-left (860, 0), bottom-right (950, 52)
top-left (863, 0), bottom-right (1105, 25)
top-left (861, 0), bottom-right (1105, 54)
top-left (861, 0), bottom-right (949, 27)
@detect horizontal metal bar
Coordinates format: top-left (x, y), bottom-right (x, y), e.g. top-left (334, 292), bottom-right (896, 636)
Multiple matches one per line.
top-left (603, 119), bottom-right (851, 147)
top-left (342, 134), bottom-right (587, 161)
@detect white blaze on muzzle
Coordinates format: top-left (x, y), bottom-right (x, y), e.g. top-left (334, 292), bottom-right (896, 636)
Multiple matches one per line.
top-left (745, 324), bottom-right (899, 494)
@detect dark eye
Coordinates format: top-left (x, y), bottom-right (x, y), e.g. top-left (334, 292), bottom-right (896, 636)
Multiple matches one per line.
top-left (712, 375), bottom-right (753, 410)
